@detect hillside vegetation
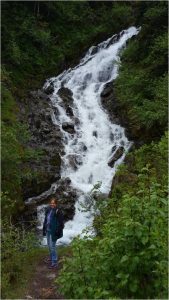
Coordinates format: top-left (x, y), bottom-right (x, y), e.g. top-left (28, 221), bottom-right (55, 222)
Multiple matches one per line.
top-left (1, 1), bottom-right (168, 299)
top-left (2, 0), bottom-right (137, 216)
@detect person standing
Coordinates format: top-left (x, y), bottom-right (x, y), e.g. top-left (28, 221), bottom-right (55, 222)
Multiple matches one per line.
top-left (42, 197), bottom-right (64, 269)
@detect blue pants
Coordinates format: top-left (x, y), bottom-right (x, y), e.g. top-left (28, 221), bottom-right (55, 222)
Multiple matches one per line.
top-left (46, 230), bottom-right (58, 264)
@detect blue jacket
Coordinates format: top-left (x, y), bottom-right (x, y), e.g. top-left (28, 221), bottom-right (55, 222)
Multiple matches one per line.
top-left (43, 206), bottom-right (64, 242)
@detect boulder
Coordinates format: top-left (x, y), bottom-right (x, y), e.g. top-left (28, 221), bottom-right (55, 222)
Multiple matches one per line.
top-left (108, 146), bottom-right (125, 168)
top-left (58, 87), bottom-right (74, 105)
top-left (66, 106), bottom-right (74, 117)
top-left (78, 142), bottom-right (87, 152)
top-left (101, 82), bottom-right (113, 98)
top-left (43, 83), bottom-right (54, 95)
top-left (53, 178), bottom-right (77, 221)
top-left (90, 46), bottom-right (99, 55)
top-left (62, 122), bottom-right (75, 134)
top-left (93, 131), bottom-right (98, 138)
top-left (23, 175), bottom-right (78, 222)
top-left (112, 145), bottom-right (117, 153)
top-left (105, 33), bottom-right (121, 48)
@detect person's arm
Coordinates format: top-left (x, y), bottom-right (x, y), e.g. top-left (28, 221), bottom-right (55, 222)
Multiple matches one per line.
top-left (58, 209), bottom-right (64, 229)
top-left (42, 207), bottom-right (48, 236)
top-left (55, 209), bottom-right (64, 238)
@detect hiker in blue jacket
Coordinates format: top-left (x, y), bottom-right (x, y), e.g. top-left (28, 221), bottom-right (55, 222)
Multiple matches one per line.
top-left (42, 197), bottom-right (64, 269)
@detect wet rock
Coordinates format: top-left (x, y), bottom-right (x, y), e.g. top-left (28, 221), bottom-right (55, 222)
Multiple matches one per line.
top-left (108, 146), bottom-right (125, 168)
top-left (105, 33), bottom-right (121, 48)
top-left (62, 122), bottom-right (75, 134)
top-left (112, 145), bottom-right (117, 153)
top-left (43, 83), bottom-right (54, 95)
top-left (53, 177), bottom-right (77, 221)
top-left (93, 131), bottom-right (98, 138)
top-left (101, 82), bottom-right (113, 98)
top-left (53, 106), bottom-right (59, 117)
top-left (20, 89), bottom-right (64, 200)
top-left (79, 142), bottom-right (87, 152)
top-left (66, 154), bottom-right (83, 170)
top-left (58, 87), bottom-right (73, 105)
top-left (73, 117), bottom-right (80, 126)
top-left (23, 174), bottom-right (78, 222)
top-left (90, 46), bottom-right (99, 55)
top-left (66, 106), bottom-right (74, 117)
top-left (93, 191), bottom-right (109, 201)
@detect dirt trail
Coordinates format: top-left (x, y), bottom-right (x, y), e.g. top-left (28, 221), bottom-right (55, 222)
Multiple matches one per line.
top-left (24, 255), bottom-right (65, 299)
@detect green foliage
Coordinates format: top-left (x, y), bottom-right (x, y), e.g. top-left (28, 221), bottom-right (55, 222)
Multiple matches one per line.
top-left (1, 3), bottom-right (168, 298)
top-left (1, 64), bottom-right (45, 215)
top-left (1, 86), bottom-right (44, 215)
top-left (1, 1), bottom-right (139, 88)
top-left (111, 2), bottom-right (134, 28)
top-left (56, 135), bottom-right (168, 299)
top-left (115, 2), bottom-right (168, 140)
top-left (1, 1), bottom-right (149, 217)
top-left (1, 114), bottom-right (43, 215)
top-left (1, 217), bottom-right (39, 299)
top-left (1, 121), bottom-right (22, 206)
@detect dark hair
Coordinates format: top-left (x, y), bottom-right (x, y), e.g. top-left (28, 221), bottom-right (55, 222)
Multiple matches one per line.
top-left (49, 196), bottom-right (57, 204)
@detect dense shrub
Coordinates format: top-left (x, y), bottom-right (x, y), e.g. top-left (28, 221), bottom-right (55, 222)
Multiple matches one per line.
top-left (1, 214), bottom-right (38, 299)
top-left (56, 134), bottom-right (168, 299)
top-left (115, 1), bottom-right (168, 140)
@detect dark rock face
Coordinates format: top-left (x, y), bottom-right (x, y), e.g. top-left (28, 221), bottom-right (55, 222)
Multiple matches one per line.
top-left (53, 178), bottom-right (77, 221)
top-left (58, 87), bottom-right (74, 105)
top-left (90, 46), bottom-right (99, 55)
top-left (19, 87), bottom-right (81, 222)
top-left (21, 89), bottom-right (63, 200)
top-left (108, 146), bottom-right (125, 168)
top-left (58, 87), bottom-right (76, 123)
top-left (101, 82), bottom-right (113, 98)
top-left (62, 122), bottom-right (75, 134)
top-left (105, 33), bottom-right (121, 48)
top-left (101, 82), bottom-right (119, 124)
top-left (24, 177), bottom-right (77, 222)
top-left (93, 131), bottom-right (98, 138)
top-left (111, 145), bottom-right (117, 153)
top-left (101, 81), bottom-right (144, 144)
top-left (43, 83), bottom-right (55, 95)
top-left (66, 106), bottom-right (74, 117)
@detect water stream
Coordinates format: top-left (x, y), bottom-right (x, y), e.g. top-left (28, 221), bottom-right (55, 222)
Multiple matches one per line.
top-left (26, 26), bottom-right (140, 245)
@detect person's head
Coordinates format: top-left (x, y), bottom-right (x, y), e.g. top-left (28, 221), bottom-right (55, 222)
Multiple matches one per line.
top-left (49, 197), bottom-right (58, 208)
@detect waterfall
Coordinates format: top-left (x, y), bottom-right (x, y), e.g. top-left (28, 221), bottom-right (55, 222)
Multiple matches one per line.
top-left (30, 26), bottom-right (140, 245)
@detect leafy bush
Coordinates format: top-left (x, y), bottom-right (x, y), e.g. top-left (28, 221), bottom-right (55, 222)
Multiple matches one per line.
top-left (115, 2), bottom-right (167, 140)
top-left (56, 135), bottom-right (168, 299)
top-left (1, 216), bottom-right (38, 299)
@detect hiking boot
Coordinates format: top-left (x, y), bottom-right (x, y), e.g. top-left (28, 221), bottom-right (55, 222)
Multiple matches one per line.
top-left (48, 262), bottom-right (58, 269)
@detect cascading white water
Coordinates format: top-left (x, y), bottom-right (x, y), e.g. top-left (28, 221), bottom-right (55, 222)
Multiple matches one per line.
top-left (36, 26), bottom-right (140, 245)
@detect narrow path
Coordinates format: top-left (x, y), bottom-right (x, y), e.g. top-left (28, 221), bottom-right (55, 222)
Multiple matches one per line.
top-left (24, 254), bottom-right (65, 299)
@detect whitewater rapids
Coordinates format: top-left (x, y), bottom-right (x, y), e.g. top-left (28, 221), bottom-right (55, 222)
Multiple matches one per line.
top-left (35, 26), bottom-right (140, 245)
